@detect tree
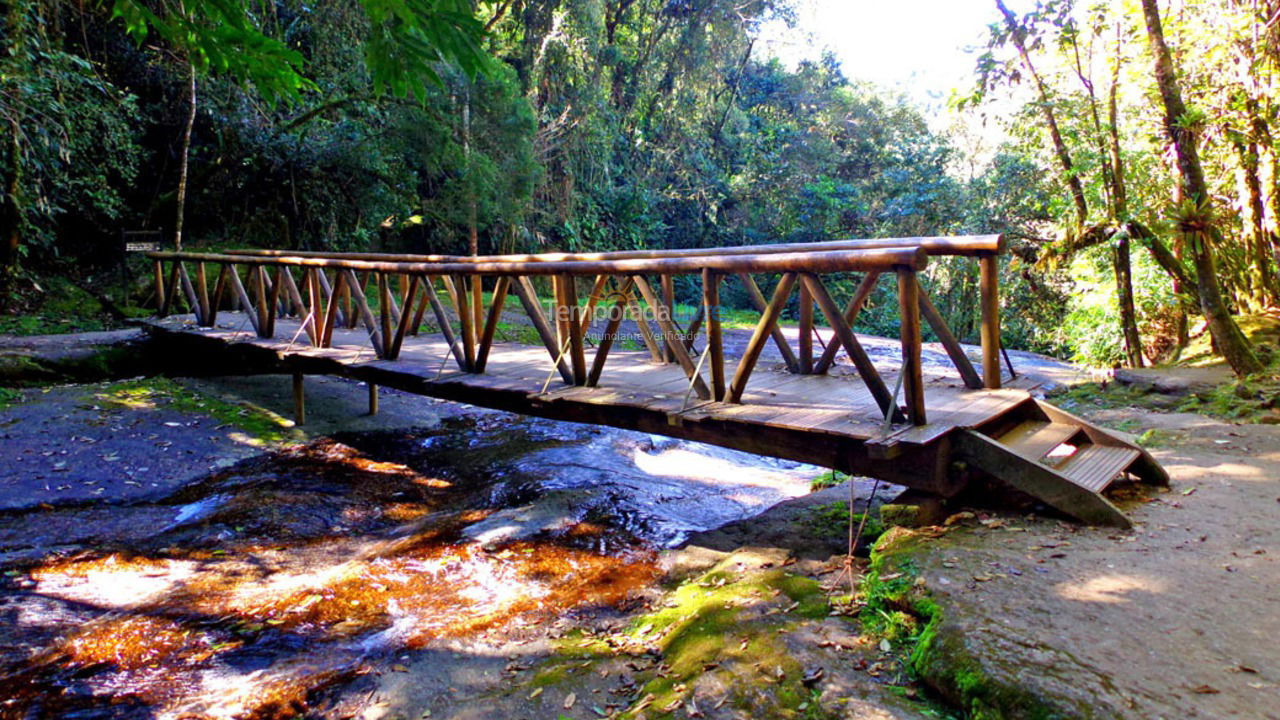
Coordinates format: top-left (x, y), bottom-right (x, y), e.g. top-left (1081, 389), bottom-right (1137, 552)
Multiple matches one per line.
top-left (107, 0), bottom-right (494, 250)
top-left (1140, 0), bottom-right (1263, 376)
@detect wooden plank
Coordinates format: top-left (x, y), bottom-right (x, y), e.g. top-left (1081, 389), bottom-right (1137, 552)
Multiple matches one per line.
top-left (470, 275), bottom-right (483, 350)
top-left (280, 267), bottom-right (317, 345)
top-left (997, 420), bottom-right (1079, 460)
top-left (736, 273), bottom-right (799, 373)
top-left (321, 269), bottom-right (344, 347)
top-left (704, 269), bottom-right (725, 401)
top-left (1053, 445), bottom-right (1140, 493)
top-left (563, 274), bottom-right (587, 384)
top-left (980, 253), bottom-right (1001, 389)
top-left (661, 274), bottom-right (676, 362)
top-left (954, 430), bottom-right (1130, 528)
top-left (226, 265), bottom-right (261, 335)
top-left (178, 262), bottom-right (200, 322)
top-left (897, 269), bottom-right (926, 425)
top-left (195, 262), bottom-right (212, 326)
top-left (802, 274), bottom-right (902, 423)
top-left (587, 278), bottom-right (635, 387)
top-left (453, 274), bottom-right (476, 371)
top-left (727, 273), bottom-right (796, 403)
top-left (633, 275), bottom-right (711, 400)
top-left (153, 260), bottom-right (166, 313)
top-left (815, 271), bottom-right (880, 374)
top-left (579, 274), bottom-right (611, 335)
top-left (798, 281), bottom-right (813, 373)
top-left (682, 302), bottom-right (705, 352)
top-left (512, 275), bottom-right (574, 384)
top-left (475, 276), bottom-right (510, 372)
top-left (423, 276), bottom-right (467, 370)
top-left (918, 287), bottom-right (983, 389)
top-left (588, 295), bottom-right (628, 387)
top-left (208, 264), bottom-right (229, 327)
top-left (624, 288), bottom-right (664, 362)
top-left (389, 274), bottom-right (422, 360)
top-left (342, 268), bottom-right (384, 357)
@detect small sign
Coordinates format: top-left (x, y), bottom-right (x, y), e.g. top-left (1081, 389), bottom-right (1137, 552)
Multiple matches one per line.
top-left (126, 242), bottom-right (160, 252)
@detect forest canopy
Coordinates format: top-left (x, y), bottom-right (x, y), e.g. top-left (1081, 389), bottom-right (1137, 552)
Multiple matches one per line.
top-left (3, 0), bottom-right (1280, 372)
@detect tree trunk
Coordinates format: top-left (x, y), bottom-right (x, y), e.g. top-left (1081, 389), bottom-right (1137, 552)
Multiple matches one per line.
top-left (1113, 232), bottom-right (1143, 367)
top-left (173, 63), bottom-right (196, 251)
top-left (1238, 138), bottom-right (1279, 306)
top-left (1140, 0), bottom-right (1262, 376)
top-left (995, 0), bottom-right (1088, 229)
top-left (1, 119), bottom-right (20, 271)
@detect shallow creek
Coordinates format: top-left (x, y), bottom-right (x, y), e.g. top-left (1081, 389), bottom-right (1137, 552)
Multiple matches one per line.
top-left (0, 411), bottom-right (821, 718)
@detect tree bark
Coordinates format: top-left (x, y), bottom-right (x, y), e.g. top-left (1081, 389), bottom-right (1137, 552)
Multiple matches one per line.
top-left (1140, 0), bottom-right (1263, 375)
top-left (1113, 231), bottom-right (1143, 367)
top-left (1, 118), bottom-right (20, 271)
top-left (1237, 136), bottom-right (1278, 305)
top-left (173, 63), bottom-right (196, 251)
top-left (995, 0), bottom-right (1088, 229)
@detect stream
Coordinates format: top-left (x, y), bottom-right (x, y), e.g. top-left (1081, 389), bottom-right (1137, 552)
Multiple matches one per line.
top-left (0, 410), bottom-right (826, 719)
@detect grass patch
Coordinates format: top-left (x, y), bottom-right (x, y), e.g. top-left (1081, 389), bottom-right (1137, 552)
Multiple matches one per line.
top-left (0, 386), bottom-right (22, 410)
top-left (809, 469), bottom-right (848, 491)
top-left (95, 377), bottom-right (301, 447)
top-left (0, 276), bottom-right (130, 336)
top-left (805, 500), bottom-right (884, 548)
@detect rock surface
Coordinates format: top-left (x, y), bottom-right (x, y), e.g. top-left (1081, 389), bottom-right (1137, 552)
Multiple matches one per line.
top-left (872, 408), bottom-right (1280, 720)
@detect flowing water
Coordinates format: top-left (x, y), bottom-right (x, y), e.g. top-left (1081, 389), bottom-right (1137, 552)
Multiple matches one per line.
top-left (0, 411), bottom-right (820, 719)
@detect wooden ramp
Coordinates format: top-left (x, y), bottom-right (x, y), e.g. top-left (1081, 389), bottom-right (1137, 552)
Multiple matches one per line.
top-left (143, 237), bottom-right (1168, 528)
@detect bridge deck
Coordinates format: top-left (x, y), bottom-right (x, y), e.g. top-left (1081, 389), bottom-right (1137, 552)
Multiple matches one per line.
top-left (147, 312), bottom-right (1043, 494)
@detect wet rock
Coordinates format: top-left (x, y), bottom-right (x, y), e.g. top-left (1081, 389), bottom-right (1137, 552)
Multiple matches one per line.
top-left (0, 329), bottom-right (156, 384)
top-left (460, 490), bottom-right (585, 548)
top-left (1112, 367), bottom-right (1230, 396)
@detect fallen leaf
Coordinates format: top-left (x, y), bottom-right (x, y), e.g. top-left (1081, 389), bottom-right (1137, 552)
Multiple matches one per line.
top-left (563, 692), bottom-right (576, 709)
top-left (528, 687), bottom-right (543, 699)
top-left (1191, 685), bottom-right (1220, 694)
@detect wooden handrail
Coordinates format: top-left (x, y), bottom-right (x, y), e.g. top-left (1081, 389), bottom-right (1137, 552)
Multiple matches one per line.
top-left (147, 247), bottom-right (928, 275)
top-left (150, 238), bottom-right (1011, 426)
top-left (219, 234), bottom-right (1002, 263)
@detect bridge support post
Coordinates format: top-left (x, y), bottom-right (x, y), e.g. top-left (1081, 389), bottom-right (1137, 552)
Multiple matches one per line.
top-left (980, 253), bottom-right (1001, 389)
top-left (896, 268), bottom-right (926, 425)
top-left (292, 371), bottom-right (306, 426)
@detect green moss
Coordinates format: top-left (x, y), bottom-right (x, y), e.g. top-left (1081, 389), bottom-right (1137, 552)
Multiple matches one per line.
top-left (0, 276), bottom-right (139, 336)
top-left (866, 528), bottom-right (1066, 720)
top-left (522, 553), bottom-right (841, 719)
top-left (0, 386), bottom-right (22, 410)
top-left (809, 469), bottom-right (846, 491)
top-left (95, 377), bottom-right (302, 446)
top-left (804, 501), bottom-right (884, 546)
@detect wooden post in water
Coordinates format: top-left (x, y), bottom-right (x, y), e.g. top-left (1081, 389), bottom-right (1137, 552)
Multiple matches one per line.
top-left (368, 382), bottom-right (379, 416)
top-left (798, 282), bottom-right (813, 374)
top-left (153, 260), bottom-right (167, 312)
top-left (292, 371), bottom-right (306, 426)
top-left (979, 253), bottom-right (1001, 389)
top-left (703, 269), bottom-right (725, 401)
top-left (897, 269), bottom-right (926, 425)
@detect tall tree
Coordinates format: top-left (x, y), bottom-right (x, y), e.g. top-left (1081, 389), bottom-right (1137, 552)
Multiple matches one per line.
top-left (1140, 0), bottom-right (1263, 375)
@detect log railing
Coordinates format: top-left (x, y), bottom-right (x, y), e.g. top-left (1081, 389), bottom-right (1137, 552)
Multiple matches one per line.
top-left (149, 237), bottom-right (1005, 426)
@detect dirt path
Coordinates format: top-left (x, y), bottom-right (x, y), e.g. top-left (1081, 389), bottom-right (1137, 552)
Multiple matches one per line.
top-left (871, 405), bottom-right (1280, 719)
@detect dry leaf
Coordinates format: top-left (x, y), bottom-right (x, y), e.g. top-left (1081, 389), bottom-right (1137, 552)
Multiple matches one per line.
top-left (563, 692), bottom-right (577, 709)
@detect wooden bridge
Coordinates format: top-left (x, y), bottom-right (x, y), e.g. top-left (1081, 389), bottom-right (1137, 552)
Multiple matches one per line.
top-left (143, 236), bottom-right (1167, 528)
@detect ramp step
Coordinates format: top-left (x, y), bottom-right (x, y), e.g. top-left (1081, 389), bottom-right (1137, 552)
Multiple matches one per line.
top-left (997, 420), bottom-right (1080, 460)
top-left (1053, 445), bottom-right (1141, 493)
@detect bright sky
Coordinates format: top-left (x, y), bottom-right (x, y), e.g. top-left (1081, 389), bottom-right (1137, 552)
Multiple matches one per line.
top-left (759, 0), bottom-right (1040, 115)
